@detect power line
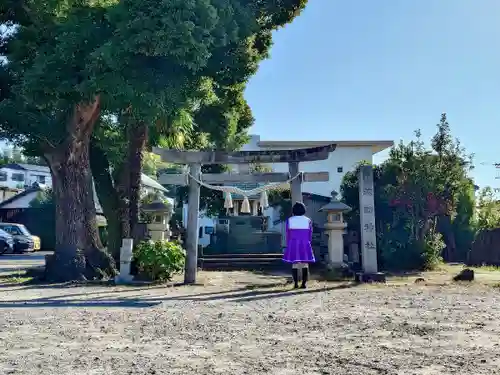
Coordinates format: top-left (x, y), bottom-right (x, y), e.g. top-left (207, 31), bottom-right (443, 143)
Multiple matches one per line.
top-left (478, 162), bottom-right (500, 179)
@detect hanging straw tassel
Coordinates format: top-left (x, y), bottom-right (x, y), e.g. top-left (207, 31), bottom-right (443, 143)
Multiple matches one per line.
top-left (260, 190), bottom-right (269, 209)
top-left (240, 196), bottom-right (251, 213)
top-left (223, 191), bottom-right (233, 209)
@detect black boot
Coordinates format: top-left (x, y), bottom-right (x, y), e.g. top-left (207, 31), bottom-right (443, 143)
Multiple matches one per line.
top-left (292, 268), bottom-right (299, 289)
top-left (301, 268), bottom-right (308, 289)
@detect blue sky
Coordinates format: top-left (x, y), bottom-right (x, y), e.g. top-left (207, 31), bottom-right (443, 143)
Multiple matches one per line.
top-left (245, 0), bottom-right (500, 191)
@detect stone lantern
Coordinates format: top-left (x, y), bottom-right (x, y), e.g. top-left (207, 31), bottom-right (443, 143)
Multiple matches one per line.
top-left (319, 191), bottom-right (351, 267)
top-left (141, 200), bottom-right (173, 241)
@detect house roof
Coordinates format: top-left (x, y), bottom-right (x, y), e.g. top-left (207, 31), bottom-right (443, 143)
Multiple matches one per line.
top-left (141, 174), bottom-right (167, 192)
top-left (302, 192), bottom-right (332, 203)
top-left (0, 182), bottom-right (173, 212)
top-left (1, 163), bottom-right (167, 193)
top-left (1, 163), bottom-right (50, 173)
top-left (269, 191), bottom-right (332, 207)
top-left (0, 185), bottom-right (104, 214)
top-left (257, 140), bottom-right (394, 154)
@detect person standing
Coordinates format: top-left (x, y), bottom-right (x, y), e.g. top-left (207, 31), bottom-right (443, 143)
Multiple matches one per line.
top-left (282, 202), bottom-right (315, 288)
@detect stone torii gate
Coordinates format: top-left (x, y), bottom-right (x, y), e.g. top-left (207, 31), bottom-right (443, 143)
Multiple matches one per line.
top-left (153, 144), bottom-right (336, 284)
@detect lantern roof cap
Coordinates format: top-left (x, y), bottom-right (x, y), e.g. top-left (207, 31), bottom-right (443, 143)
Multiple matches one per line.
top-left (319, 190), bottom-right (351, 212)
top-left (141, 200), bottom-right (172, 213)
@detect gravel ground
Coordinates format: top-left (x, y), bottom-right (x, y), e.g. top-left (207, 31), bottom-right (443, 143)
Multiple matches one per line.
top-left (0, 271), bottom-right (500, 375)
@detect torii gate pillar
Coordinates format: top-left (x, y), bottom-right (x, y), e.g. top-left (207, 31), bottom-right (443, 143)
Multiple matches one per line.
top-left (289, 162), bottom-right (302, 203)
top-left (185, 163), bottom-right (201, 284)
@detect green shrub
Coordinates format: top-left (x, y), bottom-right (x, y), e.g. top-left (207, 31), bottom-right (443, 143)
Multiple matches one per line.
top-left (379, 232), bottom-right (444, 271)
top-left (421, 232), bottom-right (445, 270)
top-left (380, 242), bottom-right (422, 271)
top-left (134, 240), bottom-right (185, 281)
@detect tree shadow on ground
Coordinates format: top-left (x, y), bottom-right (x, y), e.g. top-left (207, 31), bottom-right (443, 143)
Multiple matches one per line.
top-left (0, 281), bottom-right (289, 303)
top-left (0, 283), bottom-right (358, 309)
top-left (0, 275), bottom-right (112, 290)
top-left (0, 264), bottom-right (290, 292)
top-left (0, 260), bottom-right (362, 307)
top-left (0, 299), bottom-right (161, 308)
top-left (169, 283), bottom-right (358, 303)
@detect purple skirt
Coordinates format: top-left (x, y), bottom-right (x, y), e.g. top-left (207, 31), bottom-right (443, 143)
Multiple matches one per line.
top-left (283, 239), bottom-right (315, 263)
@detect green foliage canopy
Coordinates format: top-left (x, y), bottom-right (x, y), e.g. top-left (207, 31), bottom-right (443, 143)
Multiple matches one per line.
top-left (0, 0), bottom-right (308, 153)
top-left (340, 114), bottom-right (474, 270)
top-left (475, 187), bottom-right (500, 231)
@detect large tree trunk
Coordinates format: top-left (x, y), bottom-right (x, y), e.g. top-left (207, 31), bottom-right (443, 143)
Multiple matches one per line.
top-left (89, 140), bottom-right (123, 264)
top-left (89, 120), bottom-right (148, 263)
top-left (127, 121), bottom-right (148, 239)
top-left (89, 120), bottom-right (148, 264)
top-left (115, 161), bottom-right (131, 241)
top-left (43, 97), bottom-right (115, 282)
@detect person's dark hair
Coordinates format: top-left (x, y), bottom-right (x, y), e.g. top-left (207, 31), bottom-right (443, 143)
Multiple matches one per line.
top-left (292, 202), bottom-right (306, 216)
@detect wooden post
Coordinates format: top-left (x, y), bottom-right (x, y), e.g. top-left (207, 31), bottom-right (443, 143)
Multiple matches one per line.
top-left (185, 163), bottom-right (201, 284)
top-left (289, 162), bottom-right (302, 203)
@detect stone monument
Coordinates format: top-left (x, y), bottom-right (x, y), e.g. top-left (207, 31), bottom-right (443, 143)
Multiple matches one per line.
top-left (356, 165), bottom-right (385, 283)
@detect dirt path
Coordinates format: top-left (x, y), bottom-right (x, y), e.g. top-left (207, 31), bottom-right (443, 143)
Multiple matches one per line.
top-left (0, 271), bottom-right (499, 374)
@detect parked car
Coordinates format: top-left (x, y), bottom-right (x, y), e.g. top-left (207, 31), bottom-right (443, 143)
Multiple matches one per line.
top-left (0, 223), bottom-right (41, 253)
top-left (0, 229), bottom-right (14, 255)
